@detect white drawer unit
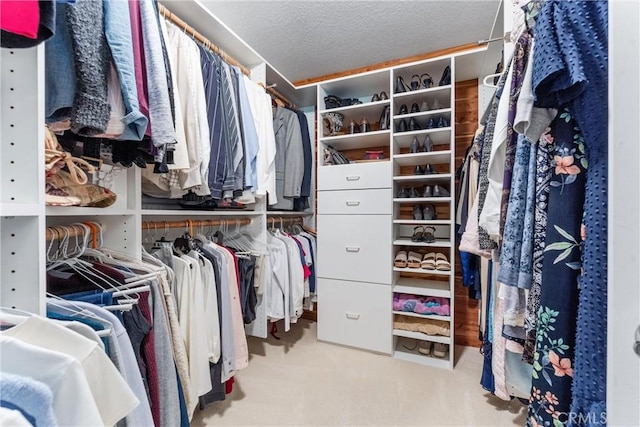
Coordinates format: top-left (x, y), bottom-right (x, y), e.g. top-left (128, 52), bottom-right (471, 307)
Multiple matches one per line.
top-left (317, 278), bottom-right (392, 354)
top-left (318, 188), bottom-right (392, 215)
top-left (318, 161), bottom-right (391, 191)
top-left (317, 214), bottom-right (392, 284)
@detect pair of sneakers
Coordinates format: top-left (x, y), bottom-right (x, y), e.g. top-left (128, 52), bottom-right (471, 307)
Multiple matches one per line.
top-left (418, 342), bottom-right (449, 358)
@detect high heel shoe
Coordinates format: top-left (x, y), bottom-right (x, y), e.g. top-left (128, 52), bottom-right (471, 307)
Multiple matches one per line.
top-left (411, 74), bottom-right (421, 91)
top-left (410, 137), bottom-right (420, 154)
top-left (421, 73), bottom-right (433, 89)
top-left (420, 100), bottom-right (430, 111)
top-left (437, 116), bottom-right (449, 128)
top-left (348, 119), bottom-right (359, 134)
top-left (423, 135), bottom-right (433, 152)
top-left (424, 164), bottom-right (438, 174)
top-left (408, 118), bottom-right (421, 131)
top-left (371, 93), bottom-right (380, 102)
top-left (395, 76), bottom-right (409, 94)
top-left (398, 104), bottom-right (408, 115)
top-left (379, 91), bottom-right (389, 100)
top-left (427, 118), bottom-right (436, 129)
top-left (379, 106), bottom-right (390, 130)
top-left (431, 98), bottom-right (442, 110)
top-left (414, 165), bottom-right (425, 175)
top-left (410, 103), bottom-right (420, 113)
top-left (397, 119), bottom-right (408, 133)
top-left (360, 117), bottom-right (371, 133)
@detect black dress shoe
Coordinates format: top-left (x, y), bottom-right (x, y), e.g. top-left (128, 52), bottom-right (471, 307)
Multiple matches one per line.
top-left (398, 104), bottom-right (408, 115)
top-left (424, 164), bottom-right (438, 174)
top-left (379, 91), bottom-right (389, 100)
top-left (438, 116), bottom-right (449, 128)
top-left (408, 118), bottom-right (421, 131)
top-left (397, 119), bottom-right (408, 133)
top-left (423, 185), bottom-right (433, 198)
top-left (427, 118), bottom-right (436, 129)
top-left (408, 187), bottom-right (421, 198)
top-left (410, 103), bottom-right (420, 113)
top-left (414, 165), bottom-right (425, 175)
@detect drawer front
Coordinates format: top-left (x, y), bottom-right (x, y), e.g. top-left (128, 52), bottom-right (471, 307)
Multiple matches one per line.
top-left (318, 162), bottom-right (391, 191)
top-left (317, 214), bottom-right (392, 284)
top-left (317, 278), bottom-right (392, 354)
top-left (318, 189), bottom-right (392, 215)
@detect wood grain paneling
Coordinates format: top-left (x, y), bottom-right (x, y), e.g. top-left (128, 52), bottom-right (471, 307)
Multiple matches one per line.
top-left (294, 43), bottom-right (483, 87)
top-left (454, 79), bottom-right (482, 348)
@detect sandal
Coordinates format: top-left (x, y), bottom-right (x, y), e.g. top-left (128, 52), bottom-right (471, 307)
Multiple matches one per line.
top-left (423, 226), bottom-right (436, 243)
top-left (411, 226), bottom-right (425, 242)
top-left (435, 253), bottom-right (451, 271)
top-left (407, 251), bottom-right (422, 268)
top-left (394, 251), bottom-right (408, 268)
top-left (421, 252), bottom-right (436, 270)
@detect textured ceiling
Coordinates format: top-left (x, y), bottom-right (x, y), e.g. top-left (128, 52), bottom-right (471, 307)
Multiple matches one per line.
top-left (200, 0), bottom-right (502, 84)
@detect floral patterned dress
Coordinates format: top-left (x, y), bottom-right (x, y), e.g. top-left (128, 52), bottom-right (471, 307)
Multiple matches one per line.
top-left (527, 109), bottom-right (586, 427)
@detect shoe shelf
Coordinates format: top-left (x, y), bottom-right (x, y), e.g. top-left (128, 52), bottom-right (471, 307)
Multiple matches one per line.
top-left (392, 267), bottom-right (452, 277)
top-left (392, 311), bottom-right (451, 322)
top-left (393, 85), bottom-right (451, 104)
top-left (320, 129), bottom-right (391, 151)
top-left (319, 99), bottom-right (390, 117)
top-left (392, 329), bottom-right (451, 345)
top-left (393, 277), bottom-right (451, 297)
top-left (393, 151), bottom-right (452, 166)
top-left (393, 219), bottom-right (451, 225)
top-left (46, 206), bottom-right (135, 216)
top-left (393, 339), bottom-right (451, 369)
top-left (392, 197), bottom-right (451, 203)
top-left (393, 174), bottom-right (452, 184)
top-left (392, 108), bottom-right (452, 121)
top-left (393, 238), bottom-right (451, 248)
top-left (393, 131), bottom-right (450, 149)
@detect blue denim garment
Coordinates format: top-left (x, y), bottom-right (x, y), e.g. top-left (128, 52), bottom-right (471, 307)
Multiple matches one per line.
top-left (103, 0), bottom-right (148, 140)
top-left (45, 2), bottom-right (75, 122)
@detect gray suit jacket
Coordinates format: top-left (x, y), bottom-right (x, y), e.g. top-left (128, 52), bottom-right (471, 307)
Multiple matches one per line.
top-left (272, 106), bottom-right (304, 210)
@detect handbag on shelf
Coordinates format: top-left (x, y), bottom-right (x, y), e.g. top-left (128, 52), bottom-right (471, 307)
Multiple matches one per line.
top-left (322, 144), bottom-right (351, 166)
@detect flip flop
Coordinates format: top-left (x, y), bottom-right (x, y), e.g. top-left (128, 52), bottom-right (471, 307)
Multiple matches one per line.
top-left (394, 251), bottom-right (408, 268)
top-left (407, 251), bottom-right (422, 268)
top-left (421, 252), bottom-right (436, 270)
top-left (435, 253), bottom-right (451, 271)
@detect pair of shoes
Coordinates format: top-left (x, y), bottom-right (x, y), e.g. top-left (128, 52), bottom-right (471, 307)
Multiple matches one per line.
top-left (371, 91), bottom-right (389, 102)
top-left (396, 117), bottom-right (421, 132)
top-left (426, 116), bottom-right (449, 129)
top-left (413, 204), bottom-right (437, 220)
top-left (397, 187), bottom-right (420, 198)
top-left (420, 252), bottom-right (450, 271)
top-left (398, 103), bottom-right (422, 115)
top-left (348, 118), bottom-right (371, 134)
top-left (409, 136), bottom-right (434, 154)
top-left (379, 106), bottom-right (391, 130)
top-left (413, 163), bottom-right (438, 175)
top-left (412, 226), bottom-right (436, 243)
top-left (411, 73), bottom-right (433, 90)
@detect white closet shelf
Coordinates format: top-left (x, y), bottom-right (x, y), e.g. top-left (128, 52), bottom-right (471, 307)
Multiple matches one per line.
top-left (393, 130), bottom-right (451, 149)
top-left (46, 207), bottom-right (135, 216)
top-left (141, 209), bottom-right (262, 217)
top-left (392, 311), bottom-right (451, 322)
top-left (392, 329), bottom-right (451, 344)
top-left (393, 238), bottom-right (452, 248)
top-left (320, 130), bottom-right (390, 151)
top-left (1, 203), bottom-right (42, 217)
top-left (393, 174), bottom-right (452, 184)
top-left (393, 151), bottom-right (452, 166)
top-left (267, 211), bottom-right (314, 217)
top-left (393, 219), bottom-right (451, 225)
top-left (392, 108), bottom-right (452, 121)
top-left (393, 197), bottom-right (452, 203)
top-left (393, 342), bottom-right (451, 369)
top-left (393, 277), bottom-right (451, 296)
top-left (319, 100), bottom-right (390, 117)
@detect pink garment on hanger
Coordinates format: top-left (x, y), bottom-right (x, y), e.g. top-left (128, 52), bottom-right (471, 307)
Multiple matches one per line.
top-left (0, 1), bottom-right (40, 39)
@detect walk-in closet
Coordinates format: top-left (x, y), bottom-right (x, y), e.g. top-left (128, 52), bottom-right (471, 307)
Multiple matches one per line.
top-left (0, 0), bottom-right (637, 426)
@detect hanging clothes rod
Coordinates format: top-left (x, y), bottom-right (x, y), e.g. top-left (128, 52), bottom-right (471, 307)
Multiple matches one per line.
top-left (46, 224), bottom-right (89, 241)
top-left (142, 218), bottom-right (252, 237)
top-left (267, 216), bottom-right (305, 227)
top-left (157, 3), bottom-right (251, 77)
top-left (260, 83), bottom-right (299, 110)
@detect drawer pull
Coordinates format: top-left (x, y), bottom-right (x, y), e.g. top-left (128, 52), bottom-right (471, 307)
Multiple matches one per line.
top-left (345, 246), bottom-right (361, 253)
top-left (345, 312), bottom-right (360, 320)
top-left (346, 201), bottom-right (360, 206)
top-left (346, 175), bottom-right (361, 181)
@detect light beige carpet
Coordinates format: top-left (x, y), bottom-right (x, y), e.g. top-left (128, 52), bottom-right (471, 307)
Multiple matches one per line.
top-left (192, 320), bottom-right (527, 426)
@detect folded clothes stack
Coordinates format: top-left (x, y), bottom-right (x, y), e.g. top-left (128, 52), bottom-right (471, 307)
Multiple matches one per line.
top-left (393, 293), bottom-right (450, 316)
top-left (393, 314), bottom-right (450, 337)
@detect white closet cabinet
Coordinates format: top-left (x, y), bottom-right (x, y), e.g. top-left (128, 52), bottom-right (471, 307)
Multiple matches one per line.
top-left (316, 70), bottom-right (394, 355)
top-left (316, 52), bottom-right (487, 369)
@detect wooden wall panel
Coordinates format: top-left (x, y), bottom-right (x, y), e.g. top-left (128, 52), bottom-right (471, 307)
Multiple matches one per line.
top-left (454, 79), bottom-right (482, 348)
